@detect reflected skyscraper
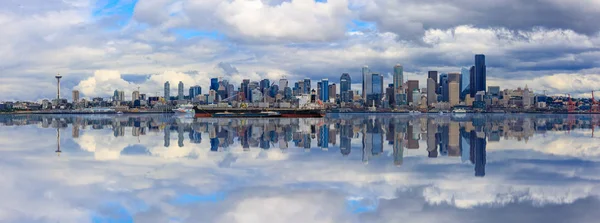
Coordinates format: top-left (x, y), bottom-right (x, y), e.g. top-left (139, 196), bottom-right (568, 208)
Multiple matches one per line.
top-left (164, 128), bottom-right (170, 147)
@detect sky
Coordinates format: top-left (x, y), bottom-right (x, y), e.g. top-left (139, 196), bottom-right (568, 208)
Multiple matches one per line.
top-left (1, 0), bottom-right (600, 101)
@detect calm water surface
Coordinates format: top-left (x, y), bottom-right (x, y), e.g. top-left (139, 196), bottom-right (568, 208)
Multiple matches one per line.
top-left (1, 114), bottom-right (600, 223)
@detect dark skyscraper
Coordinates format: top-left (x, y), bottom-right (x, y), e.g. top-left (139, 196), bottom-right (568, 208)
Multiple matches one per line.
top-left (304, 78), bottom-right (311, 94)
top-left (460, 67), bottom-right (470, 100)
top-left (210, 78), bottom-right (219, 92)
top-left (471, 54), bottom-right (486, 96)
top-left (406, 80), bottom-right (419, 104)
top-left (469, 66), bottom-right (476, 97)
top-left (428, 71), bottom-right (438, 93)
top-left (340, 73), bottom-right (351, 102)
top-left (439, 73), bottom-right (449, 102)
top-left (260, 79), bottom-right (270, 93)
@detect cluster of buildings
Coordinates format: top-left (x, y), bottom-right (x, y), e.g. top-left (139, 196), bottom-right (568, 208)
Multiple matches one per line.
top-left (3, 54), bottom-right (600, 113)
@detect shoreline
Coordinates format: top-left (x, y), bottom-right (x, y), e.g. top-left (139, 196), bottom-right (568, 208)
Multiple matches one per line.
top-left (2, 110), bottom-right (600, 115)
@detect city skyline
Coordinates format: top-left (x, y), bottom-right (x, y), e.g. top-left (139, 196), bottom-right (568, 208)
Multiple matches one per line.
top-left (1, 1), bottom-right (600, 101)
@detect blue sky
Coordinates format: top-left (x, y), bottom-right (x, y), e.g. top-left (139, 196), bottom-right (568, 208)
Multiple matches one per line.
top-left (0, 0), bottom-right (600, 101)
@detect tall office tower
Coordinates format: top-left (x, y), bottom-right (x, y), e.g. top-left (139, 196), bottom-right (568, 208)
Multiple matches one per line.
top-left (210, 78), bottom-right (219, 92)
top-left (460, 67), bottom-right (470, 100)
top-left (428, 71), bottom-right (438, 93)
top-left (328, 83), bottom-right (336, 100)
top-left (260, 79), bottom-right (270, 93)
top-left (340, 73), bottom-right (351, 102)
top-left (297, 80), bottom-right (305, 95)
top-left (304, 78), bottom-right (311, 94)
top-left (474, 54), bottom-right (486, 94)
top-left (164, 81), bottom-right (170, 100)
top-left (448, 72), bottom-right (461, 83)
top-left (55, 74), bottom-right (62, 101)
top-left (439, 73), bottom-right (448, 102)
top-left (317, 81), bottom-right (322, 100)
top-left (113, 90), bottom-right (120, 101)
top-left (449, 82), bottom-right (459, 106)
top-left (189, 85), bottom-right (202, 100)
top-left (427, 78), bottom-right (437, 106)
top-left (362, 65), bottom-right (371, 98)
top-left (393, 64), bottom-right (404, 94)
top-left (132, 90), bottom-right (140, 101)
top-left (279, 78), bottom-right (288, 89)
top-left (319, 79), bottom-right (329, 101)
top-left (371, 73), bottom-right (383, 95)
top-left (178, 81), bottom-right (184, 100)
top-left (240, 80), bottom-right (249, 101)
top-left (72, 90), bottom-right (79, 103)
top-left (118, 91), bottom-right (125, 101)
top-left (404, 80), bottom-right (418, 104)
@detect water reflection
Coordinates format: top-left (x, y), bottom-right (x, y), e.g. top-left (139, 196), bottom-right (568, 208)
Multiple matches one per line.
top-left (1, 114), bottom-right (600, 222)
top-left (2, 114), bottom-right (599, 175)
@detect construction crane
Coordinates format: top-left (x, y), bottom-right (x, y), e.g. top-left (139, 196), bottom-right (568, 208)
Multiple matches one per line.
top-left (591, 91), bottom-right (599, 113)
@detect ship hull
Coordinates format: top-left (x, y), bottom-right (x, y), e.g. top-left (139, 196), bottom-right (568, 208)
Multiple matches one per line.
top-left (193, 107), bottom-right (324, 118)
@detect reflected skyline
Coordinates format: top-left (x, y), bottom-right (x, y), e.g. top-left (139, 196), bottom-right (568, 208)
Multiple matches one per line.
top-left (1, 114), bottom-right (600, 222)
top-left (3, 114), bottom-right (600, 177)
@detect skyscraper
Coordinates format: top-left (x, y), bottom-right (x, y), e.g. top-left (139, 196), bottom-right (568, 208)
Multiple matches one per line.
top-left (460, 67), bottom-right (470, 101)
top-left (427, 78), bottom-right (437, 106)
top-left (472, 54), bottom-right (486, 96)
top-left (428, 71), bottom-right (438, 92)
top-left (260, 79), bottom-right (270, 93)
top-left (132, 90), bottom-right (140, 101)
top-left (189, 85), bottom-right (202, 100)
top-left (439, 73), bottom-right (448, 102)
top-left (340, 73), bottom-right (351, 102)
top-left (241, 79), bottom-right (250, 101)
top-left (279, 78), bottom-right (288, 89)
top-left (393, 64), bottom-right (403, 94)
top-left (406, 80), bottom-right (419, 104)
top-left (328, 83), bottom-right (336, 100)
top-left (449, 82), bottom-right (459, 106)
top-left (178, 81), bottom-right (184, 100)
top-left (319, 79), bottom-right (329, 102)
top-left (72, 90), bottom-right (79, 103)
top-left (371, 73), bottom-right (383, 95)
top-left (362, 66), bottom-right (371, 98)
top-left (304, 78), bottom-right (311, 94)
top-left (164, 81), bottom-right (170, 100)
top-left (210, 78), bottom-right (219, 92)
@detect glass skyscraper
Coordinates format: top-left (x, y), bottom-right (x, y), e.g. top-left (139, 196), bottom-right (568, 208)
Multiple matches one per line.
top-left (210, 78), bottom-right (219, 92)
top-left (319, 79), bottom-right (329, 102)
top-left (371, 73), bottom-right (383, 95)
top-left (460, 67), bottom-right (470, 100)
top-left (189, 85), bottom-right (202, 100)
top-left (472, 54), bottom-right (486, 96)
top-left (393, 64), bottom-right (403, 94)
top-left (340, 73), bottom-right (351, 102)
top-left (164, 81), bottom-right (170, 100)
top-left (362, 66), bottom-right (371, 98)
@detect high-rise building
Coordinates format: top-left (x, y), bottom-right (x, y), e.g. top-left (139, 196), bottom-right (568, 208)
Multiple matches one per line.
top-left (427, 78), bottom-right (437, 106)
top-left (318, 79), bottom-right (329, 102)
top-left (210, 78), bottom-right (219, 92)
top-left (260, 79), bottom-right (270, 93)
top-left (439, 73), bottom-right (448, 102)
top-left (406, 80), bottom-right (419, 104)
top-left (472, 54), bottom-right (486, 96)
top-left (428, 71), bottom-right (438, 93)
top-left (118, 90), bottom-right (125, 101)
top-left (448, 72), bottom-right (460, 83)
top-left (460, 67), bottom-right (470, 101)
top-left (178, 81), bottom-right (184, 100)
top-left (393, 64), bottom-right (403, 94)
top-left (241, 79), bottom-right (250, 101)
top-left (371, 73), bottom-right (383, 95)
top-left (449, 82), bottom-right (459, 106)
top-left (189, 85), bottom-right (202, 100)
top-left (304, 78), bottom-right (311, 94)
top-left (362, 66), bottom-right (371, 98)
top-left (340, 73), bottom-right (351, 102)
top-left (279, 78), bottom-right (288, 89)
top-left (72, 90), bottom-right (79, 103)
top-left (164, 81), bottom-right (170, 100)
top-left (328, 83), bottom-right (336, 100)
top-left (132, 90), bottom-right (140, 101)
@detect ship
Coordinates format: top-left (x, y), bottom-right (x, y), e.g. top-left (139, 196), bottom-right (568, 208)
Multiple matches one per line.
top-left (212, 111), bottom-right (282, 118)
top-left (172, 104), bottom-right (195, 115)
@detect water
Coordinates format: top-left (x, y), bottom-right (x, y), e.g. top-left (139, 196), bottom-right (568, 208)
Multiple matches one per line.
top-left (1, 114), bottom-right (599, 223)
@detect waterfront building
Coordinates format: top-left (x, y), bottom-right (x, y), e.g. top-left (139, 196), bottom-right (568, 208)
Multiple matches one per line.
top-left (164, 81), bottom-right (170, 100)
top-left (427, 78), bottom-right (437, 106)
top-left (406, 80), bottom-right (419, 104)
top-left (340, 73), bottom-right (352, 103)
top-left (393, 64), bottom-right (403, 94)
top-left (178, 81), bottom-right (184, 100)
top-left (279, 78), bottom-right (288, 89)
top-left (189, 85), bottom-right (202, 100)
top-left (72, 90), bottom-right (79, 103)
top-left (328, 83), bottom-right (336, 101)
top-left (210, 78), bottom-right (219, 92)
top-left (440, 73), bottom-right (449, 102)
top-left (449, 81), bottom-right (460, 106)
top-left (460, 67), bottom-right (470, 101)
top-left (362, 66), bottom-right (371, 98)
